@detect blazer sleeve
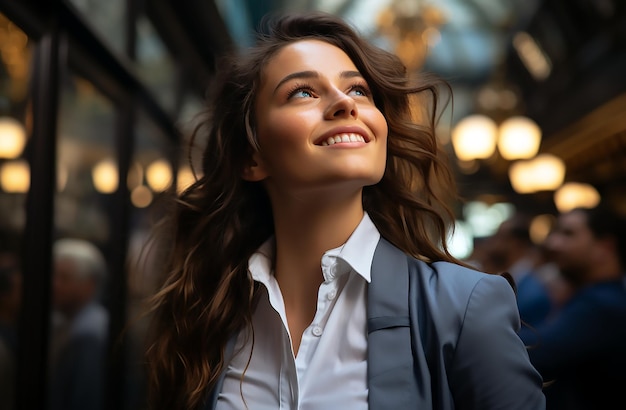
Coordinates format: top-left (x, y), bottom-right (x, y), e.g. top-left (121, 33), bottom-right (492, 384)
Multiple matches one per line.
top-left (448, 274), bottom-right (545, 410)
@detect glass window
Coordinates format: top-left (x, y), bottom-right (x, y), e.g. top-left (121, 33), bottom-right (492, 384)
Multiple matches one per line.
top-left (55, 75), bottom-right (116, 240)
top-left (49, 72), bottom-right (115, 410)
top-left (67, 0), bottom-right (126, 56)
top-left (175, 92), bottom-right (205, 193)
top-left (135, 16), bottom-right (177, 114)
top-left (124, 110), bottom-right (177, 408)
top-left (0, 13), bottom-right (32, 410)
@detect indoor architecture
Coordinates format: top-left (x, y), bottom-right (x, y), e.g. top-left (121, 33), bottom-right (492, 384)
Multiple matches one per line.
top-left (0, 0), bottom-right (624, 408)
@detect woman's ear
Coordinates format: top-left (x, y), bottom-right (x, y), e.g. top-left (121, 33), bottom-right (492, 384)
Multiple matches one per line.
top-left (241, 152), bottom-right (268, 182)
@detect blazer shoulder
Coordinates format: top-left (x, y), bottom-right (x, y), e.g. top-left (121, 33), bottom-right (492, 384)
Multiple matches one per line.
top-left (406, 257), bottom-right (517, 323)
top-left (411, 258), bottom-right (504, 293)
top-left (372, 239), bottom-right (513, 315)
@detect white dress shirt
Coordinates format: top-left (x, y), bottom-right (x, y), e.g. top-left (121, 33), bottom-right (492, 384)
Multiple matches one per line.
top-left (216, 213), bottom-right (380, 410)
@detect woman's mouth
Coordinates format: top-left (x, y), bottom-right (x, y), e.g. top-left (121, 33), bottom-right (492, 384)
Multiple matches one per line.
top-left (319, 133), bottom-right (367, 146)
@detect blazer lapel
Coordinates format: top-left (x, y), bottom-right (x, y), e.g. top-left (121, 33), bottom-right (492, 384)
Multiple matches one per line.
top-left (367, 238), bottom-right (432, 409)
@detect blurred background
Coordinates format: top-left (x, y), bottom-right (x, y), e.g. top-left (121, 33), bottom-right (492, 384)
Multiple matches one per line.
top-left (0, 0), bottom-right (624, 408)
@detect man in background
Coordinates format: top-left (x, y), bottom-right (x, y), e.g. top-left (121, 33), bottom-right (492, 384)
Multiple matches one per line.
top-left (519, 205), bottom-right (626, 409)
top-left (48, 238), bottom-right (109, 410)
top-left (489, 213), bottom-right (560, 327)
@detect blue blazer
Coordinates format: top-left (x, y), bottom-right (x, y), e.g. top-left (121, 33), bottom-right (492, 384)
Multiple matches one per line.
top-left (204, 239), bottom-right (545, 409)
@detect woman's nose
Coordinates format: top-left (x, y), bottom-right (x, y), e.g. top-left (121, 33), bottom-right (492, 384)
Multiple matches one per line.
top-left (324, 92), bottom-right (358, 120)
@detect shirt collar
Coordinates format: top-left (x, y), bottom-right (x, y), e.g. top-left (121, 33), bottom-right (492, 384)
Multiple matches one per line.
top-left (325, 212), bottom-right (379, 283)
top-left (248, 213), bottom-right (380, 285)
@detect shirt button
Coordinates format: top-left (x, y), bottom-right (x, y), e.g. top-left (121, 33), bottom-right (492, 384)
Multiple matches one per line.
top-left (327, 289), bottom-right (337, 300)
top-left (312, 326), bottom-right (323, 337)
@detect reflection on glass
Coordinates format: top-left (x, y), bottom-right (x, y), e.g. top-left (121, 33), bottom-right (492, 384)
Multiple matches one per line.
top-left (133, 111), bottom-right (175, 201)
top-left (130, 185), bottom-right (152, 208)
top-left (0, 14), bottom-right (31, 410)
top-left (176, 92), bottom-right (205, 187)
top-left (136, 16), bottom-right (177, 113)
top-left (123, 111), bottom-right (176, 407)
top-left (92, 158), bottom-right (118, 194)
top-left (50, 73), bottom-right (115, 410)
top-left (0, 159), bottom-right (29, 193)
top-left (177, 165), bottom-right (195, 194)
top-left (0, 116), bottom-right (27, 158)
top-left (145, 159), bottom-right (171, 193)
top-left (127, 162), bottom-right (143, 191)
top-left (67, 0), bottom-right (126, 55)
top-left (56, 76), bottom-right (115, 241)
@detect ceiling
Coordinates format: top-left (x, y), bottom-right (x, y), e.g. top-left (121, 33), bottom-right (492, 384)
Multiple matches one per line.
top-left (179, 0), bottom-right (626, 215)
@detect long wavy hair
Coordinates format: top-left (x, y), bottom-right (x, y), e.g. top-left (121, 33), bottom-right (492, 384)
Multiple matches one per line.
top-left (145, 11), bottom-right (461, 409)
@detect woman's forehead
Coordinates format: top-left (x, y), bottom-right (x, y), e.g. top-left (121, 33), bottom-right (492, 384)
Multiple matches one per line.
top-left (259, 40), bottom-right (359, 87)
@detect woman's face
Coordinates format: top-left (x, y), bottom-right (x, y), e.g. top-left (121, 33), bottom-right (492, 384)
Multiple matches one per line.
top-left (247, 39), bottom-right (388, 198)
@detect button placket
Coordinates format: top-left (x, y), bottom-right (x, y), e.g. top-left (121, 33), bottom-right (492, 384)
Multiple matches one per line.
top-left (326, 288), bottom-right (337, 300)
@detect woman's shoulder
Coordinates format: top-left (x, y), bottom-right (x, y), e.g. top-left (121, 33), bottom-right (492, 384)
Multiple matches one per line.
top-left (412, 257), bottom-right (503, 285)
top-left (407, 257), bottom-right (514, 304)
top-left (373, 238), bottom-right (513, 303)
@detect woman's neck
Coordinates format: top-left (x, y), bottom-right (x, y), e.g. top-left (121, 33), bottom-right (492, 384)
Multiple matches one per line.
top-left (270, 191), bottom-right (364, 306)
top-left (268, 190), bottom-right (364, 355)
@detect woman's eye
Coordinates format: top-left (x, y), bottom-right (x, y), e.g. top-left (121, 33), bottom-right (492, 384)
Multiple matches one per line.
top-left (295, 90), bottom-right (313, 98)
top-left (348, 85), bottom-right (370, 97)
top-left (288, 88), bottom-right (314, 99)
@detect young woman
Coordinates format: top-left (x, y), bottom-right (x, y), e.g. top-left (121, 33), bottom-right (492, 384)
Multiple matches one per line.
top-left (145, 12), bottom-right (545, 410)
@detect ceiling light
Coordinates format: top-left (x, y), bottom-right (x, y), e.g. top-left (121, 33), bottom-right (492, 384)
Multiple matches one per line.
top-left (497, 116), bottom-right (542, 160)
top-left (513, 32), bottom-right (551, 81)
top-left (532, 154), bottom-right (565, 191)
top-left (451, 115), bottom-right (498, 161)
top-left (554, 182), bottom-right (601, 213)
top-left (509, 154), bottom-right (565, 193)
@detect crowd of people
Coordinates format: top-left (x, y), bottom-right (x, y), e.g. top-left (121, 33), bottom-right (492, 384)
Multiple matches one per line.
top-left (471, 205), bottom-right (626, 409)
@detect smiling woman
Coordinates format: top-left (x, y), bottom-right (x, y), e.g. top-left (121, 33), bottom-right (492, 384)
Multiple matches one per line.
top-left (144, 11), bottom-right (545, 410)
top-left (247, 39), bottom-right (388, 198)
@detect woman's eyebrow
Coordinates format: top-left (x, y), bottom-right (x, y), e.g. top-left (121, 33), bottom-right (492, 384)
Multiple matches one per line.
top-left (273, 70), bottom-right (364, 94)
top-left (340, 70), bottom-right (363, 79)
top-left (274, 71), bottom-right (319, 94)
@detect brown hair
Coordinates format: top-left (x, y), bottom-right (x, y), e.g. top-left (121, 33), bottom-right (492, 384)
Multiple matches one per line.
top-left (145, 11), bottom-right (460, 409)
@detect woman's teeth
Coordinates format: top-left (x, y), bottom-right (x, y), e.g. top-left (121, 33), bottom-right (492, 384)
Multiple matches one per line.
top-left (320, 133), bottom-right (366, 146)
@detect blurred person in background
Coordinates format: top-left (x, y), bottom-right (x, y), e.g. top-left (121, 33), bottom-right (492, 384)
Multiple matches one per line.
top-left (0, 249), bottom-right (21, 410)
top-left (488, 213), bottom-right (564, 328)
top-left (519, 204), bottom-right (626, 409)
top-left (48, 238), bottom-right (109, 410)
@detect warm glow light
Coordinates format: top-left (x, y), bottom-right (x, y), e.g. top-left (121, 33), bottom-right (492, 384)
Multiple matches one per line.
top-left (554, 182), bottom-right (601, 213)
top-left (57, 163), bottom-right (68, 192)
top-left (509, 154), bottom-right (565, 193)
top-left (92, 158), bottom-right (118, 194)
top-left (127, 162), bottom-right (143, 190)
top-left (0, 117), bottom-right (27, 159)
top-left (497, 116), bottom-right (542, 160)
top-left (508, 161), bottom-right (536, 194)
top-left (513, 32), bottom-right (552, 81)
top-left (451, 115), bottom-right (498, 161)
top-left (532, 154), bottom-right (565, 191)
top-left (177, 165), bottom-right (196, 193)
top-left (0, 159), bottom-right (29, 193)
top-left (530, 214), bottom-right (555, 245)
top-left (146, 159), bottom-right (172, 192)
top-left (131, 185), bottom-right (153, 208)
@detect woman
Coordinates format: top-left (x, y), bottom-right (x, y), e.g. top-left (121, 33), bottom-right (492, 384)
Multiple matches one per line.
top-left (145, 12), bottom-right (545, 410)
